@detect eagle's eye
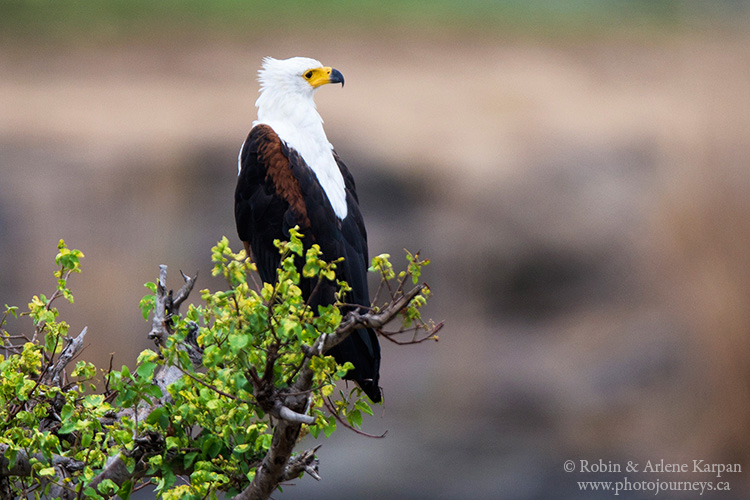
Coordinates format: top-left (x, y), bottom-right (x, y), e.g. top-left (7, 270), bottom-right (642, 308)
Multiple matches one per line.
top-left (304, 70), bottom-right (314, 79)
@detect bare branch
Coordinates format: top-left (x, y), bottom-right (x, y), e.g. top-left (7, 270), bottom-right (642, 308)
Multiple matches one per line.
top-left (322, 397), bottom-right (387, 439)
top-left (233, 413), bottom-right (306, 500)
top-left (86, 432), bottom-right (164, 498)
top-left (148, 265), bottom-right (170, 345)
top-left (234, 283), bottom-right (429, 500)
top-left (379, 320), bottom-right (443, 345)
top-left (172, 270), bottom-right (198, 312)
top-left (148, 268), bottom-right (201, 401)
top-left (147, 265), bottom-right (198, 344)
top-left (323, 284), bottom-right (426, 353)
top-left (84, 454), bottom-right (134, 498)
top-left (0, 444), bottom-right (85, 478)
top-left (0, 444), bottom-right (83, 500)
top-left (43, 327), bottom-right (88, 385)
top-left (275, 401), bottom-right (316, 425)
top-left (281, 446), bottom-right (321, 482)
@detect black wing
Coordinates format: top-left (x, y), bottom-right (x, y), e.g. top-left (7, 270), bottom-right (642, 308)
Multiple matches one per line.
top-left (235, 126), bottom-right (381, 402)
top-left (236, 125), bottom-right (291, 283)
top-left (322, 152), bottom-right (380, 402)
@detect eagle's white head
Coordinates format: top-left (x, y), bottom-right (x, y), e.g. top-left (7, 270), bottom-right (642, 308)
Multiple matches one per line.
top-left (258, 56), bottom-right (344, 97)
top-left (252, 56), bottom-right (349, 219)
top-left (254, 57), bottom-right (344, 126)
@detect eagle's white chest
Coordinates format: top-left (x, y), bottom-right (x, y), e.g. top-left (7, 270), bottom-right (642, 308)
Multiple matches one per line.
top-left (252, 92), bottom-right (348, 220)
top-left (267, 121), bottom-right (348, 220)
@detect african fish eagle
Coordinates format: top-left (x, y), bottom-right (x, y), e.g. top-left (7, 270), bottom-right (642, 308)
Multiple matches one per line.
top-left (235, 56), bottom-right (381, 403)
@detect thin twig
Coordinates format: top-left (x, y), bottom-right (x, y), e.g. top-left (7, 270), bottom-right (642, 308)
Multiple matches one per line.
top-left (172, 270), bottom-right (198, 312)
top-left (176, 366), bottom-right (244, 403)
top-left (322, 397), bottom-right (387, 439)
top-left (321, 284), bottom-right (425, 353)
top-left (378, 321), bottom-right (443, 345)
top-left (6, 334), bottom-right (60, 421)
top-left (103, 353), bottom-right (115, 396)
top-left (303, 274), bottom-right (326, 311)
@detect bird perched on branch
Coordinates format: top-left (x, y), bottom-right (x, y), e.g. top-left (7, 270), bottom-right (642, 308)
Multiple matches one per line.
top-left (235, 56), bottom-right (381, 402)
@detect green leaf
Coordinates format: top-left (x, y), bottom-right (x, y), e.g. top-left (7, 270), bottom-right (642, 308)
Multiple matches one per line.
top-left (136, 360), bottom-right (158, 379)
top-left (55, 240), bottom-right (84, 273)
top-left (202, 435), bottom-right (222, 458)
top-left (122, 456), bottom-right (136, 474)
top-left (83, 487), bottom-right (103, 500)
top-left (138, 295), bottom-right (155, 320)
top-left (58, 420), bottom-right (76, 434)
top-left (80, 431), bottom-right (93, 448)
top-left (3, 446), bottom-right (18, 469)
top-left (233, 443), bottom-right (252, 455)
top-left (136, 349), bottom-right (159, 365)
top-left (176, 349), bottom-right (192, 370)
top-left (38, 466), bottom-right (56, 477)
top-left (355, 399), bottom-right (374, 416)
top-left (15, 410), bottom-right (35, 427)
top-left (144, 384), bottom-right (163, 399)
top-left (257, 433), bottom-right (272, 451)
top-left (165, 437), bottom-right (181, 451)
top-left (149, 455), bottom-right (163, 468)
top-left (228, 333), bottom-right (249, 351)
top-left (44, 332), bottom-right (60, 355)
top-left (183, 451), bottom-right (199, 469)
top-left (286, 227), bottom-right (304, 255)
top-left (3, 304), bottom-right (19, 318)
top-left (348, 409), bottom-right (363, 428)
top-left (83, 394), bottom-right (104, 408)
top-left (323, 417), bottom-right (337, 438)
top-left (369, 253), bottom-right (394, 280)
top-left (71, 360), bottom-right (97, 379)
top-left (97, 478), bottom-right (118, 495)
top-left (117, 480), bottom-right (133, 500)
top-left (146, 407), bottom-right (170, 429)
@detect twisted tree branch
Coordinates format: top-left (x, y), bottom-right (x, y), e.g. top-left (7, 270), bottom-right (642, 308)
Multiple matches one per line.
top-left (86, 432), bottom-right (163, 495)
top-left (323, 284), bottom-right (426, 353)
top-left (281, 445), bottom-right (321, 482)
top-left (0, 444), bottom-right (84, 479)
top-left (236, 282), bottom-right (428, 500)
top-left (43, 327), bottom-right (87, 386)
top-left (148, 266), bottom-right (197, 346)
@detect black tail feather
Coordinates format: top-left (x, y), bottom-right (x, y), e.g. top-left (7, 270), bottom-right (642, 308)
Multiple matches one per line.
top-left (327, 326), bottom-right (381, 403)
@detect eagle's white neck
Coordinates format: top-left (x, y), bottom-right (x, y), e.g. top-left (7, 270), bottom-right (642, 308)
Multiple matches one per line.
top-left (254, 89), bottom-right (348, 220)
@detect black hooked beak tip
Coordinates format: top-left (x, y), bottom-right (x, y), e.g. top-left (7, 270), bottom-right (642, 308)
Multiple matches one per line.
top-left (330, 68), bottom-right (345, 87)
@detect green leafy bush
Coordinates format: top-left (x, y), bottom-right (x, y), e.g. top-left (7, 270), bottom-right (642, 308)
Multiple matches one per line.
top-left (0, 235), bottom-right (437, 500)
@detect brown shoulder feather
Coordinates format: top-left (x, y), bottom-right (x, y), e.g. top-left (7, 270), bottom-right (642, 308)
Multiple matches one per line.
top-left (254, 124), bottom-right (310, 228)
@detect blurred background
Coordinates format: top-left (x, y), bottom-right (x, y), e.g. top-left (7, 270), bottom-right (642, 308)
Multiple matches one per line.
top-left (2, 1), bottom-right (750, 498)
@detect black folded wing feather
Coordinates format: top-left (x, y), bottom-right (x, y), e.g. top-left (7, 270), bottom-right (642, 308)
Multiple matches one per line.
top-left (235, 125), bottom-right (381, 402)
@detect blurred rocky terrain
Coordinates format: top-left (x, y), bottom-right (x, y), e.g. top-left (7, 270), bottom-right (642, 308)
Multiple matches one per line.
top-left (2, 11), bottom-right (750, 499)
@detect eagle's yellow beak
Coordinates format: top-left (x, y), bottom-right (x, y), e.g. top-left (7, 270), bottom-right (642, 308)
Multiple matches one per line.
top-left (304, 67), bottom-right (345, 88)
